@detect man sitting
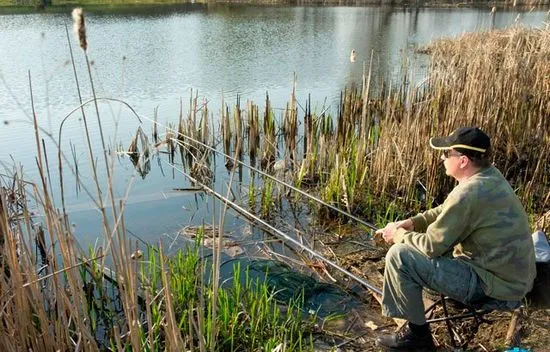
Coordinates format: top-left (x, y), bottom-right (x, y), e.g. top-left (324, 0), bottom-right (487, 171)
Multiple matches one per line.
top-left (375, 127), bottom-right (536, 350)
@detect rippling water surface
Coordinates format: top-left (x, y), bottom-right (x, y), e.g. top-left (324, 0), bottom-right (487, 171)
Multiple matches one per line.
top-left (0, 5), bottom-right (547, 245)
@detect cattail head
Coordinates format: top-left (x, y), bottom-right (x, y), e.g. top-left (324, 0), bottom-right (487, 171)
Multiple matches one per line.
top-left (131, 249), bottom-right (143, 260)
top-left (72, 8), bottom-right (87, 51)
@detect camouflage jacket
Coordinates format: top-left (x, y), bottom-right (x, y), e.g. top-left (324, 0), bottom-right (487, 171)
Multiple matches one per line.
top-left (394, 165), bottom-right (536, 301)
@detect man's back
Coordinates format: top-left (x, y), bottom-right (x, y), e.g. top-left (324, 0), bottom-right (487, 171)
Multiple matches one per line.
top-left (451, 165), bottom-right (536, 301)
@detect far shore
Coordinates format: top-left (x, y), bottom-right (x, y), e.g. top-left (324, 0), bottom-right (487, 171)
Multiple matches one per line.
top-left (1, 0), bottom-right (549, 12)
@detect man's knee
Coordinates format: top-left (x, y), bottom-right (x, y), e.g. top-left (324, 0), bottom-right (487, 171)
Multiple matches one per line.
top-left (385, 243), bottom-right (415, 268)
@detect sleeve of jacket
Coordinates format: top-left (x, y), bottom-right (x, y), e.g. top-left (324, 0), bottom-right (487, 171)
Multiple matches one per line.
top-left (410, 204), bottom-right (444, 233)
top-left (393, 191), bottom-right (471, 258)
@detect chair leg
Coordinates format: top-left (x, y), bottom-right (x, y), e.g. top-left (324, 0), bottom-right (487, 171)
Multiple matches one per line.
top-left (440, 294), bottom-right (458, 348)
top-left (425, 295), bottom-right (495, 348)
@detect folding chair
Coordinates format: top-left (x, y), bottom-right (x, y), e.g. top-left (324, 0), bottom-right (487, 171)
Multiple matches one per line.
top-left (425, 294), bottom-right (521, 349)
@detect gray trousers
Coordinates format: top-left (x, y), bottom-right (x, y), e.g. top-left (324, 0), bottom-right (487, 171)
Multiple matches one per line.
top-left (382, 243), bottom-right (487, 325)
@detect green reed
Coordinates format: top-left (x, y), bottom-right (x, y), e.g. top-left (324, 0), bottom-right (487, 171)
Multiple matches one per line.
top-left (133, 234), bottom-right (316, 351)
top-left (261, 178), bottom-right (275, 218)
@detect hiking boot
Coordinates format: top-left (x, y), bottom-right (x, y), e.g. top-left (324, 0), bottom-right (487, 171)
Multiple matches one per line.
top-left (376, 323), bottom-right (436, 351)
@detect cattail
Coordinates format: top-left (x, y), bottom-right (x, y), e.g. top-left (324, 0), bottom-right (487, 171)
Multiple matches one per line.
top-left (131, 249), bottom-right (143, 260)
top-left (72, 8), bottom-right (87, 51)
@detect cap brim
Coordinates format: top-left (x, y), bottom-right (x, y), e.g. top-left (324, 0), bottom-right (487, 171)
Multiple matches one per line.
top-left (429, 137), bottom-right (453, 150)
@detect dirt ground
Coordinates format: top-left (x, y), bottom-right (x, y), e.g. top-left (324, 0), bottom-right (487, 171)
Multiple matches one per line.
top-left (313, 228), bottom-right (550, 352)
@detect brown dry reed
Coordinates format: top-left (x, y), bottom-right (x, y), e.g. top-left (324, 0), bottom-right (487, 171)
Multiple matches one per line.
top-left (216, 26), bottom-right (549, 221)
top-left (373, 25), bottom-right (550, 212)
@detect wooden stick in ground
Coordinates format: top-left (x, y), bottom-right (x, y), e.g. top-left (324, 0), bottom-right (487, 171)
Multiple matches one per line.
top-left (505, 307), bottom-right (523, 348)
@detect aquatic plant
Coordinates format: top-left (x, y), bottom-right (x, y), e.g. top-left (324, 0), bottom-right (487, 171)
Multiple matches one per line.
top-left (261, 93), bottom-right (277, 170)
top-left (247, 100), bottom-right (260, 162)
top-left (139, 246), bottom-right (316, 351)
top-left (154, 24), bottom-right (549, 224)
top-left (260, 178), bottom-right (275, 218)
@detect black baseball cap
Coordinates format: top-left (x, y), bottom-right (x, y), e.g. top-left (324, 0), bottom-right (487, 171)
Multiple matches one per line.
top-left (429, 127), bottom-right (490, 154)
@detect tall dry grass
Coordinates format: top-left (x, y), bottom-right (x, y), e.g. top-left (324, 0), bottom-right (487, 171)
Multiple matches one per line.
top-left (0, 176), bottom-right (101, 351)
top-left (212, 25), bottom-right (548, 225)
top-left (0, 179), bottom-right (317, 351)
top-left (0, 8), bottom-right (316, 351)
top-left (366, 25), bottom-right (550, 212)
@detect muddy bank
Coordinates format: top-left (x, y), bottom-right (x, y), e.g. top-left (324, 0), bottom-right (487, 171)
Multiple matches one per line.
top-left (311, 224), bottom-right (550, 351)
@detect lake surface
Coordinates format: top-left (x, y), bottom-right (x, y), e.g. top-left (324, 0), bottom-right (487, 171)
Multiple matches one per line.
top-left (0, 5), bottom-right (548, 248)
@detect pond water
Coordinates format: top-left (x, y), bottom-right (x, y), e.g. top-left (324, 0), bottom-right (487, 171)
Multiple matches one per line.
top-left (0, 5), bottom-right (548, 250)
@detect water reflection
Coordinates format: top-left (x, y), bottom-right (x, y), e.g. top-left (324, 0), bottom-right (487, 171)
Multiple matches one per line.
top-left (0, 5), bottom-right (547, 247)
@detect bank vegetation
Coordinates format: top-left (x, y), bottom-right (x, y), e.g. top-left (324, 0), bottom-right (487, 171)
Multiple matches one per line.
top-left (0, 13), bottom-right (548, 352)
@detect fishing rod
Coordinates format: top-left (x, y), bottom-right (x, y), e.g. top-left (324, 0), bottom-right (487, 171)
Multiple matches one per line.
top-left (140, 115), bottom-right (380, 232)
top-left (159, 158), bottom-right (384, 296)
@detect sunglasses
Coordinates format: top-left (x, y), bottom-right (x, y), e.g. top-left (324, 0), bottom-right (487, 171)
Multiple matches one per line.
top-left (443, 150), bottom-right (463, 159)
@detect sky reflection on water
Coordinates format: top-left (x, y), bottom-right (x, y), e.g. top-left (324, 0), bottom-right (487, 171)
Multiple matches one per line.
top-left (0, 5), bottom-right (547, 246)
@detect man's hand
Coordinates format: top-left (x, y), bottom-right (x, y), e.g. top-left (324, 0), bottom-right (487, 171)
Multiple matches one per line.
top-left (375, 219), bottom-right (414, 244)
